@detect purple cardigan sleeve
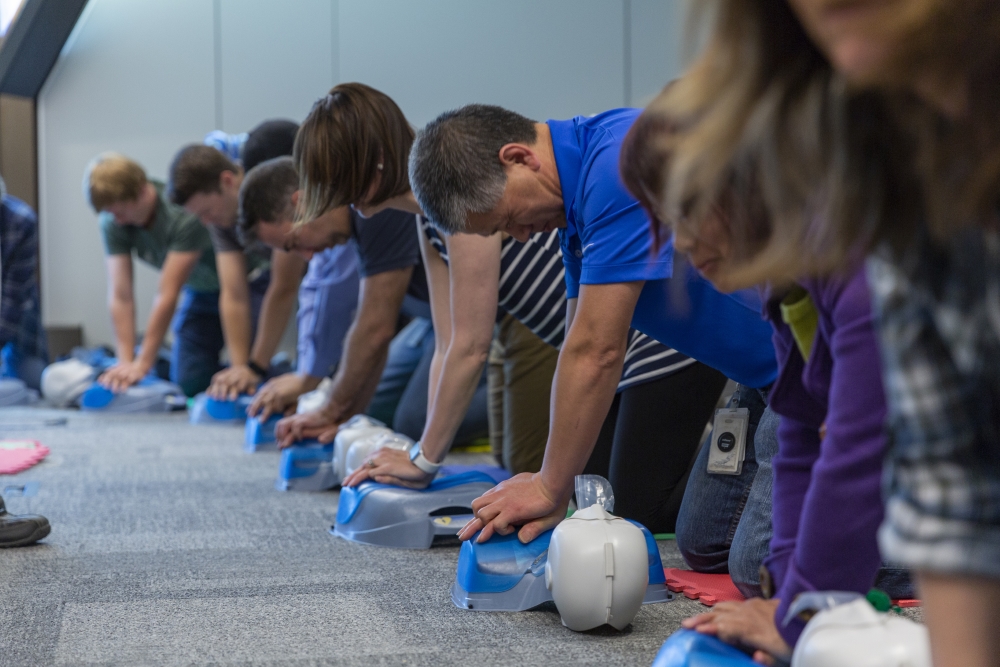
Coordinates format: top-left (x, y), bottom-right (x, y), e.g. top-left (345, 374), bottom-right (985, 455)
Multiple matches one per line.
top-left (765, 271), bottom-right (888, 646)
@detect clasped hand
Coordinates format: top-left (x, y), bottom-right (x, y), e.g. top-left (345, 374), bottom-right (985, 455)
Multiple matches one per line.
top-left (457, 472), bottom-right (567, 544)
top-left (247, 373), bottom-right (308, 420)
top-left (275, 404), bottom-right (343, 448)
top-left (341, 447), bottom-right (434, 489)
top-left (207, 364), bottom-right (260, 401)
top-left (682, 598), bottom-right (790, 666)
top-left (98, 360), bottom-right (150, 393)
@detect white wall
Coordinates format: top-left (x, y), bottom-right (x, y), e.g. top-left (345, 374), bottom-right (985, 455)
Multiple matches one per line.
top-left (38, 0), bottom-right (684, 347)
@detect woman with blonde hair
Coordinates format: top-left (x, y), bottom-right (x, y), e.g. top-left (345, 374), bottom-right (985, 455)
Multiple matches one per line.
top-left (649, 2), bottom-right (1000, 666)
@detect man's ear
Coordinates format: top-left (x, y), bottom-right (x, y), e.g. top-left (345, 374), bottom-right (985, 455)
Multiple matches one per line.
top-left (220, 170), bottom-right (238, 191)
top-left (291, 190), bottom-right (300, 208)
top-left (498, 143), bottom-right (541, 171)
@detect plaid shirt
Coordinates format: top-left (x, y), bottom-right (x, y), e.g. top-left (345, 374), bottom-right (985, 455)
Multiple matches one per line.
top-left (0, 195), bottom-right (47, 361)
top-left (867, 226), bottom-right (1000, 577)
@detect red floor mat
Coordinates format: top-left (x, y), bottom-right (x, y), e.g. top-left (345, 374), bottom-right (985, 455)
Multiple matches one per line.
top-left (664, 568), bottom-right (921, 608)
top-left (664, 569), bottom-right (745, 606)
top-left (0, 439), bottom-right (49, 474)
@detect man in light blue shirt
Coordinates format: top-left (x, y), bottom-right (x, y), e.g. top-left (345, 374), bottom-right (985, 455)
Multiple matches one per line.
top-left (248, 244), bottom-right (360, 420)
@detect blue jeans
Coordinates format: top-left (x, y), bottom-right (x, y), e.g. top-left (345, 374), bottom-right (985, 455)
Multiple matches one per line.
top-left (170, 275), bottom-right (270, 397)
top-left (171, 289), bottom-right (224, 397)
top-left (676, 385), bottom-right (779, 598)
top-left (366, 317), bottom-right (489, 445)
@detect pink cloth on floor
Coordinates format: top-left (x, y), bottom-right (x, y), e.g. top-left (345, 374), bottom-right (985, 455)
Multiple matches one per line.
top-left (0, 439), bottom-right (49, 474)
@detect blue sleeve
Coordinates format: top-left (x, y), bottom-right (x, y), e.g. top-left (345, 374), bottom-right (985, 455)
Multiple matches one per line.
top-left (575, 130), bottom-right (672, 287)
top-left (296, 246), bottom-right (360, 378)
top-left (559, 229), bottom-right (582, 299)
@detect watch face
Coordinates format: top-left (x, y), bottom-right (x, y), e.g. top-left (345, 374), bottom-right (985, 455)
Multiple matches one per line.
top-left (409, 442), bottom-right (421, 461)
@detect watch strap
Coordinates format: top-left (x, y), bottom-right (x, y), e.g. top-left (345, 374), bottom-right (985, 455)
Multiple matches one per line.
top-left (409, 441), bottom-right (441, 474)
top-left (247, 360), bottom-right (268, 378)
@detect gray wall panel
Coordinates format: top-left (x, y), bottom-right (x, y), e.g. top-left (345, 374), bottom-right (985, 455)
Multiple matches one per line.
top-left (38, 0), bottom-right (216, 345)
top-left (338, 0), bottom-right (625, 126)
top-left (218, 0), bottom-right (336, 132)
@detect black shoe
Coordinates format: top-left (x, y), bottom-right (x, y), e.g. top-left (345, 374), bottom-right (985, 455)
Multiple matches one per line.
top-left (0, 495), bottom-right (50, 547)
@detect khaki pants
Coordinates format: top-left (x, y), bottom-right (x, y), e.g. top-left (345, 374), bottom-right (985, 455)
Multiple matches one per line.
top-left (487, 314), bottom-right (559, 474)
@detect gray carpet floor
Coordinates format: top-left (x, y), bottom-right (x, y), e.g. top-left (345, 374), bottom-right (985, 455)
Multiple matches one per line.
top-left (0, 407), bottom-right (710, 667)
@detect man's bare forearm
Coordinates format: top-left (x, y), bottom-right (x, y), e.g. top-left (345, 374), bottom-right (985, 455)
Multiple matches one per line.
top-left (136, 292), bottom-right (180, 368)
top-left (249, 285), bottom-right (297, 367)
top-left (538, 337), bottom-right (625, 502)
top-left (109, 297), bottom-right (137, 363)
top-left (219, 290), bottom-right (252, 367)
top-left (323, 319), bottom-right (395, 421)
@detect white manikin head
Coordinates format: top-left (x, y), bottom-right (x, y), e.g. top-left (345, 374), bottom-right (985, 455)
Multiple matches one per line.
top-left (544, 504), bottom-right (648, 631)
top-left (332, 415), bottom-right (391, 481)
top-left (792, 598), bottom-right (932, 667)
top-left (41, 358), bottom-right (97, 407)
top-left (343, 430), bottom-right (414, 478)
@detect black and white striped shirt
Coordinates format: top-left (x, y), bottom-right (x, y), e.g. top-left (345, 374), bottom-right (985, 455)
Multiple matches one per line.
top-left (421, 219), bottom-right (695, 391)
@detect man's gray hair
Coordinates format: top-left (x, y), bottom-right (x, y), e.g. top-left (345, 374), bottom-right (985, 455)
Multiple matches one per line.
top-left (409, 104), bottom-right (537, 234)
top-left (237, 156), bottom-right (298, 246)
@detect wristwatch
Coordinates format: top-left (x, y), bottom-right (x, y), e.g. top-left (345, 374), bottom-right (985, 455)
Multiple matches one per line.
top-left (247, 360), bottom-right (268, 378)
top-left (409, 441), bottom-right (442, 475)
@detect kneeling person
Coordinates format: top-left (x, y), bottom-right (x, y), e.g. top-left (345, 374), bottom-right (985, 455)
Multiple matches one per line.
top-left (168, 137), bottom-right (305, 399)
top-left (85, 153), bottom-right (220, 395)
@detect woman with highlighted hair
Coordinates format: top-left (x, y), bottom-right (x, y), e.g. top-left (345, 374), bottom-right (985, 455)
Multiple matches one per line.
top-left (646, 1), bottom-right (1000, 665)
top-left (621, 107), bottom-right (913, 663)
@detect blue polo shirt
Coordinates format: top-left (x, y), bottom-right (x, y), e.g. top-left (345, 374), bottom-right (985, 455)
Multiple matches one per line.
top-left (548, 108), bottom-right (777, 389)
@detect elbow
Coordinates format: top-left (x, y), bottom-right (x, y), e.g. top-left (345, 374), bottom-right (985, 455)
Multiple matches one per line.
top-left (564, 337), bottom-right (624, 374)
top-left (447, 337), bottom-right (491, 367)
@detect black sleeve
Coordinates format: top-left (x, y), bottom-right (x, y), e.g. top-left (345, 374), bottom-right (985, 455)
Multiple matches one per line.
top-left (351, 208), bottom-right (420, 278)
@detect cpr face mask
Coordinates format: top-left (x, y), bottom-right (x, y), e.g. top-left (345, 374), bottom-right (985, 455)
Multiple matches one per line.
top-left (544, 476), bottom-right (648, 631)
top-left (332, 414), bottom-right (392, 482)
top-left (343, 430), bottom-right (413, 478)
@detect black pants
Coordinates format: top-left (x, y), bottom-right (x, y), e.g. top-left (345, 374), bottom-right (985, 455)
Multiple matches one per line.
top-left (581, 361), bottom-right (728, 534)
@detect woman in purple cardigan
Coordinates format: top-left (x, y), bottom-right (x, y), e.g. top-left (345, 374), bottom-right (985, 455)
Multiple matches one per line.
top-left (683, 242), bottom-right (911, 660)
top-left (620, 118), bottom-right (911, 663)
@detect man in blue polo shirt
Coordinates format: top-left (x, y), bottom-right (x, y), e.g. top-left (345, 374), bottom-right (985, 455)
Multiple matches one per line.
top-left (409, 105), bottom-right (780, 595)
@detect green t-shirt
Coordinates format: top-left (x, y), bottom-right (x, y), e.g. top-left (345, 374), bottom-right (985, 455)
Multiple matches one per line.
top-left (100, 181), bottom-right (220, 293)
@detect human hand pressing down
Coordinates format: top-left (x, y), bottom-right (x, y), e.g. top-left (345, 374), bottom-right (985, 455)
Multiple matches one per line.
top-left (207, 364), bottom-right (259, 401)
top-left (275, 405), bottom-right (343, 448)
top-left (98, 360), bottom-right (149, 393)
top-left (457, 472), bottom-right (567, 544)
top-left (342, 447), bottom-right (435, 489)
top-left (248, 374), bottom-right (308, 421)
top-left (682, 598), bottom-right (790, 666)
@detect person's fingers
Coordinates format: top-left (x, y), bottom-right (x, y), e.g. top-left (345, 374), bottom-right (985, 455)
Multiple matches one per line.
top-left (712, 601), bottom-right (742, 613)
top-left (457, 516), bottom-right (484, 541)
top-left (343, 469), bottom-right (367, 487)
top-left (753, 651), bottom-right (776, 666)
top-left (372, 475), bottom-right (424, 488)
top-left (682, 612), bottom-right (716, 628)
top-left (476, 521), bottom-right (496, 543)
top-left (517, 518), bottom-right (551, 543)
top-left (317, 426), bottom-right (339, 444)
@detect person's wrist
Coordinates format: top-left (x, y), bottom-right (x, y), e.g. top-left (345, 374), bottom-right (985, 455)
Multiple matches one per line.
top-left (409, 441), bottom-right (442, 474)
top-left (537, 468), bottom-right (572, 505)
top-left (247, 360), bottom-right (268, 378)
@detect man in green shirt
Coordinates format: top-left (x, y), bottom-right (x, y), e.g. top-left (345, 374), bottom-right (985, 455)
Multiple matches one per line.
top-left (167, 126), bottom-right (305, 400)
top-left (85, 152), bottom-right (223, 396)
